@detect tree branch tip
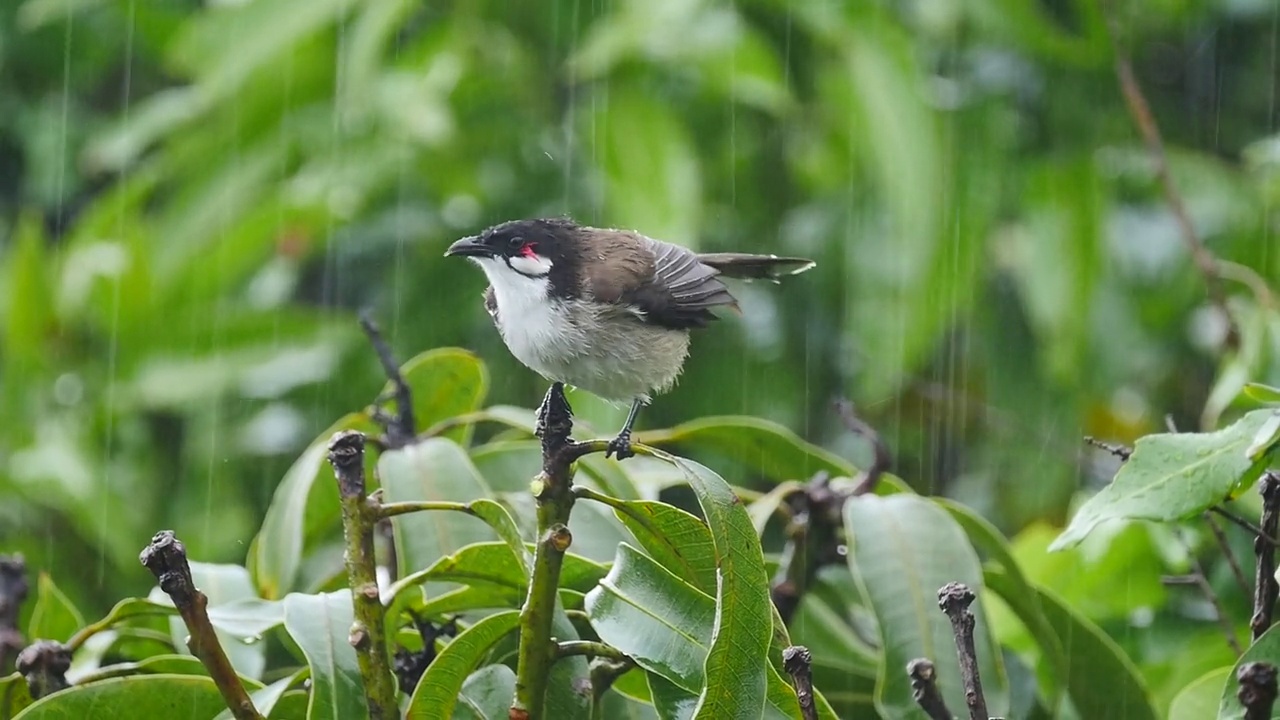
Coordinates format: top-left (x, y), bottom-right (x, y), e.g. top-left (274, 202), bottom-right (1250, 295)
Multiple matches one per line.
top-left (1238, 661), bottom-right (1278, 720)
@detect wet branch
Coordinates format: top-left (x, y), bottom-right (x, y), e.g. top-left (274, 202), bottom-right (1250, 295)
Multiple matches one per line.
top-left (938, 582), bottom-right (989, 720)
top-left (782, 646), bottom-right (819, 720)
top-left (1238, 662), bottom-right (1278, 720)
top-left (328, 431), bottom-right (399, 719)
top-left (1084, 436), bottom-right (1132, 461)
top-left (359, 313), bottom-right (416, 449)
top-left (15, 640), bottom-right (69, 699)
top-left (1253, 473), bottom-right (1280, 640)
top-left (1205, 512), bottom-right (1251, 601)
top-left (139, 531), bottom-right (263, 720)
top-left (0, 555), bottom-right (27, 673)
top-left (1103, 5), bottom-right (1237, 349)
top-left (1165, 532), bottom-right (1241, 654)
top-left (907, 659), bottom-right (953, 720)
top-left (511, 382), bottom-right (610, 720)
top-left (771, 400), bottom-right (889, 625)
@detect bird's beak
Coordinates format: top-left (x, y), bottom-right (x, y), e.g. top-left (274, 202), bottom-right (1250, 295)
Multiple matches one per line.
top-left (444, 235), bottom-right (489, 258)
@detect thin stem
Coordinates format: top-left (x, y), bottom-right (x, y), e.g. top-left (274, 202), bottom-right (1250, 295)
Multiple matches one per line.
top-left (359, 314), bottom-right (416, 447)
top-left (1084, 436), bottom-right (1132, 461)
top-left (66, 599), bottom-right (175, 654)
top-left (328, 432), bottom-right (399, 720)
top-left (554, 641), bottom-right (629, 662)
top-left (378, 500), bottom-right (473, 520)
top-left (1104, 3), bottom-right (1237, 349)
top-left (1204, 512), bottom-right (1252, 601)
top-left (1177, 532), bottom-right (1242, 655)
top-left (139, 531), bottom-right (263, 720)
top-left (834, 399), bottom-right (890, 496)
top-left (1213, 506), bottom-right (1280, 546)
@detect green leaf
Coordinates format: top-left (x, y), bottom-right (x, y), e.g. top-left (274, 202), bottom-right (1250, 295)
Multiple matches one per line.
top-left (1245, 383), bottom-right (1280, 404)
top-left (602, 496), bottom-right (718, 595)
top-left (73, 654), bottom-right (213, 684)
top-left (1167, 667), bottom-right (1231, 720)
top-left (380, 439), bottom-right (499, 578)
top-left (450, 664), bottom-right (517, 720)
top-left (469, 499), bottom-right (532, 580)
top-left (250, 413), bottom-right (373, 598)
top-left (27, 573), bottom-right (84, 644)
top-left (646, 672), bottom-right (698, 720)
top-left (405, 611), bottom-right (521, 718)
top-left (395, 348), bottom-right (488, 444)
top-left (1051, 410), bottom-right (1277, 550)
top-left (1, 672), bottom-right (34, 719)
top-left (1219, 623), bottom-right (1280, 719)
top-left (985, 569), bottom-right (1157, 720)
top-left (153, 563), bottom-right (277, 682)
top-left (641, 416), bottom-right (855, 482)
top-left (586, 543), bottom-right (716, 691)
top-left (214, 670), bottom-right (304, 720)
top-left (3, 214), bottom-right (52, 377)
top-left (11, 675), bottom-right (228, 719)
top-left (641, 450), bottom-right (774, 719)
top-left (282, 591), bottom-right (368, 720)
top-left (1247, 410), bottom-right (1280, 461)
top-left (843, 494), bottom-right (1009, 718)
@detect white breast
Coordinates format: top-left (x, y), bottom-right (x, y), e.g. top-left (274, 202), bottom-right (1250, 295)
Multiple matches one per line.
top-left (474, 258), bottom-right (586, 374)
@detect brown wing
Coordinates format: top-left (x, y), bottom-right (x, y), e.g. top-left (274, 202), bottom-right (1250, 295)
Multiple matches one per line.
top-left (583, 231), bottom-right (738, 330)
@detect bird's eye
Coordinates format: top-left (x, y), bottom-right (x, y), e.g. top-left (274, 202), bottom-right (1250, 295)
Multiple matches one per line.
top-left (507, 237), bottom-right (525, 251)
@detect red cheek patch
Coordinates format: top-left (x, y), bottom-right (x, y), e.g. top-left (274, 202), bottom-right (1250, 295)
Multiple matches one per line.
top-left (519, 243), bottom-right (538, 258)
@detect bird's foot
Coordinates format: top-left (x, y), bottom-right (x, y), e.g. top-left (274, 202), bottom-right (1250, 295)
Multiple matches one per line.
top-left (605, 429), bottom-right (635, 461)
top-left (535, 382), bottom-right (574, 440)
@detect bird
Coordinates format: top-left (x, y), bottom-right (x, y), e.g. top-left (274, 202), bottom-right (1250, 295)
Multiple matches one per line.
top-left (444, 217), bottom-right (815, 459)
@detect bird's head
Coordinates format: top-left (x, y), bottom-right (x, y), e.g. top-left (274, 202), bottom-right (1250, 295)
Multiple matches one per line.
top-left (445, 217), bottom-right (580, 280)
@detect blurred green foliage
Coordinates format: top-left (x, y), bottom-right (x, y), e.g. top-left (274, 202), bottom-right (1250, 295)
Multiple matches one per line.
top-left (1, 0), bottom-right (1279, 715)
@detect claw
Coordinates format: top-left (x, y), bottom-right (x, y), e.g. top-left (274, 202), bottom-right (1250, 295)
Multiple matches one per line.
top-left (605, 430), bottom-right (635, 461)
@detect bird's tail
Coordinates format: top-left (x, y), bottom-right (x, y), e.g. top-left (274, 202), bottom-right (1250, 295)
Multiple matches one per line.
top-left (696, 253), bottom-right (816, 281)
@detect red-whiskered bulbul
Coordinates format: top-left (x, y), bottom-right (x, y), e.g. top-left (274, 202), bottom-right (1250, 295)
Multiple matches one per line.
top-left (445, 217), bottom-right (815, 459)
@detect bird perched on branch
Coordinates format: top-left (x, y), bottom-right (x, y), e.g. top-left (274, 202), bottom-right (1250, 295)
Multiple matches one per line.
top-left (445, 217), bottom-right (815, 459)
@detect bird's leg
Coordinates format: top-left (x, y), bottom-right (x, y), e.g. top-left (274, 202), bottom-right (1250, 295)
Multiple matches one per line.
top-left (535, 382), bottom-right (574, 441)
top-left (606, 399), bottom-right (643, 461)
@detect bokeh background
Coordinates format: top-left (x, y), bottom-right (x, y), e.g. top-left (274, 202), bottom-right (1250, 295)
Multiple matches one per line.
top-left (1, 0), bottom-right (1278, 691)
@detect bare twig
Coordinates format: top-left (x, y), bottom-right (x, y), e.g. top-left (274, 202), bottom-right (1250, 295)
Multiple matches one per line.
top-left (1205, 512), bottom-right (1252, 601)
top-left (328, 431), bottom-right (399, 719)
top-left (359, 313), bottom-right (416, 448)
top-left (554, 641), bottom-right (629, 662)
top-left (1213, 506), bottom-right (1280, 546)
top-left (782, 646), bottom-right (819, 720)
top-left (835, 399), bottom-right (891, 496)
top-left (937, 583), bottom-right (989, 720)
top-left (0, 555), bottom-right (27, 673)
top-left (1238, 662), bottom-right (1279, 720)
top-left (1084, 436), bottom-right (1132, 461)
top-left (1104, 5), bottom-right (1237, 350)
top-left (139, 531), bottom-right (264, 720)
top-left (907, 658), bottom-right (953, 720)
top-left (1253, 473), bottom-right (1280, 640)
top-left (1174, 532), bottom-right (1242, 654)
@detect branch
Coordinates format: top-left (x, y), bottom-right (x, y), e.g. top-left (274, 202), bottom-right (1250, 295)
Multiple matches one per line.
top-left (1253, 472), bottom-right (1280, 640)
top-left (359, 313), bottom-right (416, 449)
top-left (907, 658), bottom-right (954, 720)
top-left (1170, 532), bottom-right (1242, 654)
top-left (554, 641), bottom-right (629, 662)
top-left (511, 382), bottom-right (608, 720)
top-left (1084, 436), bottom-right (1132, 461)
top-left (1205, 512), bottom-right (1251, 601)
top-left (782, 646), bottom-right (819, 720)
top-left (835, 399), bottom-right (890, 496)
top-left (1213, 506), bottom-right (1280, 546)
top-left (0, 555), bottom-right (27, 673)
top-left (771, 401), bottom-right (890, 625)
top-left (139, 531), bottom-right (264, 720)
top-left (15, 640), bottom-right (69, 699)
top-left (327, 431), bottom-right (399, 719)
top-left (1238, 662), bottom-right (1279, 720)
top-left (937, 583), bottom-right (989, 720)
top-left (1104, 5), bottom-right (1237, 350)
